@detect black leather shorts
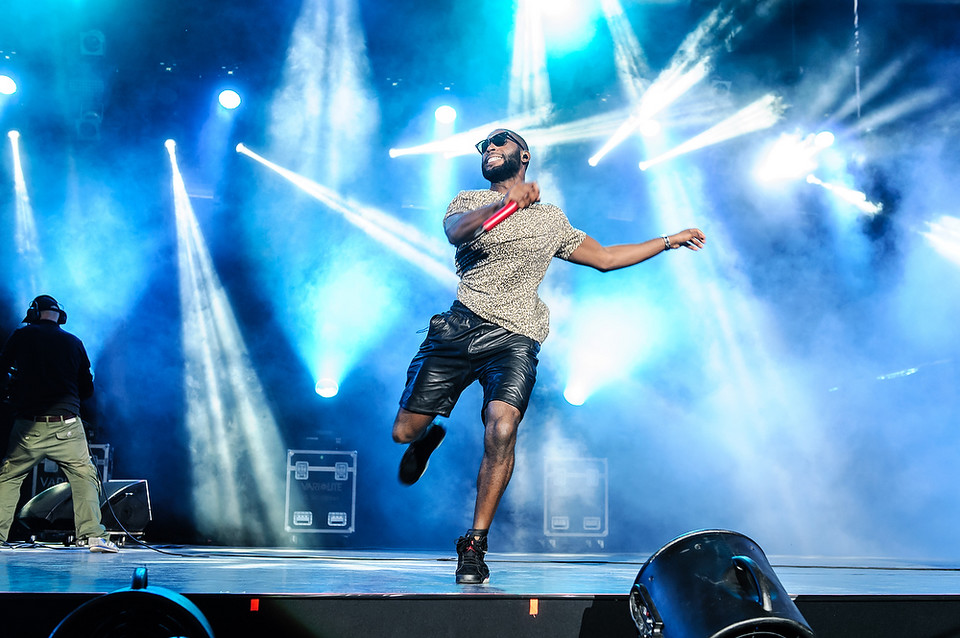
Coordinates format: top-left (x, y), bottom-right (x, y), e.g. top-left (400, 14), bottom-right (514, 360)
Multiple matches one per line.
top-left (400, 301), bottom-right (541, 418)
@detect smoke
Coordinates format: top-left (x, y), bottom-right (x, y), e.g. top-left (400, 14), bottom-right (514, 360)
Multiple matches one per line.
top-left (1, 0), bottom-right (958, 560)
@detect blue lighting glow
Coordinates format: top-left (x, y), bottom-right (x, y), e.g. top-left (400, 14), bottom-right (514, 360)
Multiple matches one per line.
top-left (561, 298), bottom-right (659, 406)
top-left (537, 0), bottom-right (598, 51)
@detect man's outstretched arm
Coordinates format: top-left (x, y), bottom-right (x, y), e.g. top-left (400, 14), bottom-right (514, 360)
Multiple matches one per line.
top-left (567, 228), bottom-right (706, 272)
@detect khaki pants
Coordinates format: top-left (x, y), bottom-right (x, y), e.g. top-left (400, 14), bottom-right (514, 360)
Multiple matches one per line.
top-left (0, 417), bottom-right (106, 542)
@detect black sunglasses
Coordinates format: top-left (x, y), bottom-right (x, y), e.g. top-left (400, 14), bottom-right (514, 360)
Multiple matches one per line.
top-left (475, 131), bottom-right (525, 154)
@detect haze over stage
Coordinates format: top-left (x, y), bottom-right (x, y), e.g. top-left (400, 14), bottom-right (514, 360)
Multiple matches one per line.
top-left (1, 1), bottom-right (959, 636)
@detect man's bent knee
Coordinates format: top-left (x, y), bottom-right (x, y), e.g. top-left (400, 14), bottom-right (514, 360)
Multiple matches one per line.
top-left (392, 409), bottom-right (435, 443)
top-left (482, 402), bottom-right (520, 454)
top-left (483, 401), bottom-right (521, 430)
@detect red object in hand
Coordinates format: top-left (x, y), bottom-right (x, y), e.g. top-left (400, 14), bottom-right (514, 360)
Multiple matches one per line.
top-left (481, 200), bottom-right (519, 232)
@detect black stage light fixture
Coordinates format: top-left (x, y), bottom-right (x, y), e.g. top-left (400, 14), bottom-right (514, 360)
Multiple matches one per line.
top-left (49, 567), bottom-right (214, 638)
top-left (76, 110), bottom-right (102, 141)
top-left (629, 529), bottom-right (814, 638)
top-left (80, 30), bottom-right (105, 56)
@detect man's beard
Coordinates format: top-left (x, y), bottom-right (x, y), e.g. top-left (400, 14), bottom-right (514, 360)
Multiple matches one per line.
top-left (481, 148), bottom-right (523, 183)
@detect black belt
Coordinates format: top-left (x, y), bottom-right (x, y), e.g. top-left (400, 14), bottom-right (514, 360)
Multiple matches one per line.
top-left (33, 415), bottom-right (78, 423)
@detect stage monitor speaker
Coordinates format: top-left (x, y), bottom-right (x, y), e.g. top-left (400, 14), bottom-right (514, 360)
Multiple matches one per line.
top-left (630, 529), bottom-right (814, 638)
top-left (18, 479), bottom-right (152, 535)
top-left (50, 567), bottom-right (214, 638)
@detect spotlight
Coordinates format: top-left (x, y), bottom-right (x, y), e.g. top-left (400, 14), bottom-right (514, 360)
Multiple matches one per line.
top-left (711, 79), bottom-right (732, 96)
top-left (79, 29), bottom-right (106, 56)
top-left (434, 105), bottom-right (457, 124)
top-left (0, 75), bottom-right (16, 95)
top-left (315, 378), bottom-right (339, 398)
top-left (562, 385), bottom-right (586, 407)
top-left (813, 130), bottom-right (835, 149)
top-left (7, 129), bottom-right (19, 140)
top-left (75, 111), bottom-right (102, 141)
top-left (49, 568), bottom-right (214, 638)
top-left (218, 89), bottom-right (242, 110)
top-left (754, 131), bottom-right (821, 184)
top-left (165, 139), bottom-right (176, 151)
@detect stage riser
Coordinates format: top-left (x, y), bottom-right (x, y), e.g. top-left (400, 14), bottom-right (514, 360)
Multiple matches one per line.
top-left (0, 595), bottom-right (634, 638)
top-left (796, 596), bottom-right (960, 638)
top-left (2, 594), bottom-right (960, 637)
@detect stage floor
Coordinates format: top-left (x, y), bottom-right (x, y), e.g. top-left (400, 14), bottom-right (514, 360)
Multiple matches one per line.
top-left (2, 542), bottom-right (960, 596)
top-left (3, 543), bottom-right (960, 637)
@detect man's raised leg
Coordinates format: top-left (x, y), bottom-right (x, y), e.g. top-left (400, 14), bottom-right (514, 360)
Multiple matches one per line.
top-left (394, 408), bottom-right (446, 485)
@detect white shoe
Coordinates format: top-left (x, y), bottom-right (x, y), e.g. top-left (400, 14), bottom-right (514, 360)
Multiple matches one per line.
top-left (87, 536), bottom-right (120, 553)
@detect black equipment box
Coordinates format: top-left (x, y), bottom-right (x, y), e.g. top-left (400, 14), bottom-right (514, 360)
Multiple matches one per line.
top-left (284, 449), bottom-right (357, 534)
top-left (31, 443), bottom-right (112, 496)
top-left (543, 457), bottom-right (608, 538)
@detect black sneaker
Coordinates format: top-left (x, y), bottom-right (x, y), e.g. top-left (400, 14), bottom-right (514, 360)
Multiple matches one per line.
top-left (455, 534), bottom-right (490, 584)
top-left (398, 423), bottom-right (446, 485)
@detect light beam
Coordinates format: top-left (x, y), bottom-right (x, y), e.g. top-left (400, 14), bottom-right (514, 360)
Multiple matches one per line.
top-left (8, 130), bottom-right (43, 301)
top-left (639, 94), bottom-right (785, 171)
top-left (237, 143), bottom-right (457, 288)
top-left (806, 174), bottom-right (883, 215)
top-left (167, 141), bottom-right (287, 545)
top-left (922, 216), bottom-right (960, 267)
top-left (267, 0), bottom-right (378, 188)
top-left (510, 0), bottom-right (552, 116)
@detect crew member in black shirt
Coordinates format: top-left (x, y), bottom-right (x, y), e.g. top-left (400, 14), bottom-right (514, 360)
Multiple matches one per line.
top-left (0, 295), bottom-right (118, 552)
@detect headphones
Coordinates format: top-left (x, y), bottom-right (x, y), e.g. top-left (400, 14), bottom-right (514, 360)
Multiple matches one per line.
top-left (24, 295), bottom-right (67, 325)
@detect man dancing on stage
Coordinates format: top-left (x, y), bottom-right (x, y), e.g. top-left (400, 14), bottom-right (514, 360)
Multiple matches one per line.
top-left (393, 129), bottom-right (705, 584)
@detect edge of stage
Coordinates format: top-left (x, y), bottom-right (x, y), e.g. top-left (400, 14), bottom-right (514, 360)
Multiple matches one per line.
top-left (2, 544), bottom-right (960, 637)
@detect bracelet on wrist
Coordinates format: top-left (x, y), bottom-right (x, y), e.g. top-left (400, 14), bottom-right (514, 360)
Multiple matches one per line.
top-left (661, 234), bottom-right (672, 250)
